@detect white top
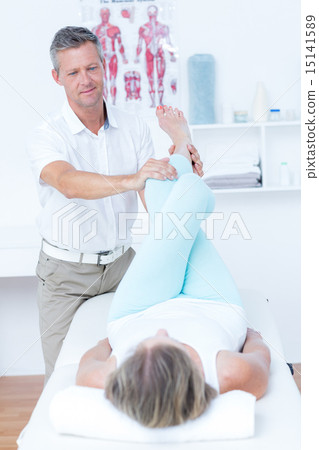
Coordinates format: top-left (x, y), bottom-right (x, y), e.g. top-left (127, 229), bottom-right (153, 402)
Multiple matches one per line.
top-left (26, 101), bottom-right (154, 253)
top-left (107, 298), bottom-right (248, 392)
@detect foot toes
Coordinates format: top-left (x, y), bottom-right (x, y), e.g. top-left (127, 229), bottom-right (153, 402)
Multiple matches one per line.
top-left (167, 106), bottom-right (174, 116)
top-left (163, 105), bottom-right (169, 116)
top-left (156, 105), bottom-right (164, 117)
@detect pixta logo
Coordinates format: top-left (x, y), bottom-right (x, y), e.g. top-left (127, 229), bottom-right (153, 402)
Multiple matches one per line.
top-left (118, 211), bottom-right (252, 241)
top-left (52, 203), bottom-right (98, 249)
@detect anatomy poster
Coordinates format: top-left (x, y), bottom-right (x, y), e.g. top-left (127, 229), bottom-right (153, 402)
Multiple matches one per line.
top-left (81, 0), bottom-right (179, 117)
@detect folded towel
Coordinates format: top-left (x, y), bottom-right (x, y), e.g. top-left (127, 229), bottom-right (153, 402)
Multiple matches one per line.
top-left (50, 386), bottom-right (255, 443)
top-left (205, 164), bottom-right (261, 177)
top-left (204, 169), bottom-right (261, 189)
top-left (205, 179), bottom-right (262, 189)
top-left (205, 162), bottom-right (261, 179)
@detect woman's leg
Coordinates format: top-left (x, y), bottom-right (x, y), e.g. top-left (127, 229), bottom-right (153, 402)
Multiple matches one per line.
top-left (145, 153), bottom-right (192, 219)
top-left (107, 155), bottom-right (215, 322)
top-left (144, 106), bottom-right (194, 217)
top-left (152, 108), bottom-right (243, 307)
top-left (180, 229), bottom-right (243, 307)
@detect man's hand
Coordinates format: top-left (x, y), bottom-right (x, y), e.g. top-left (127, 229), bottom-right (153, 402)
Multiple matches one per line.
top-left (168, 144), bottom-right (204, 177)
top-left (246, 328), bottom-right (262, 339)
top-left (188, 144), bottom-right (204, 177)
top-left (97, 338), bottom-right (112, 354)
top-left (132, 158), bottom-right (178, 191)
top-left (76, 338), bottom-right (116, 388)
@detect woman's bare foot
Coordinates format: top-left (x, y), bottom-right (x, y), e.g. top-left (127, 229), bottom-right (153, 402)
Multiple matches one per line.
top-left (156, 105), bottom-right (191, 143)
top-left (156, 106), bottom-right (192, 164)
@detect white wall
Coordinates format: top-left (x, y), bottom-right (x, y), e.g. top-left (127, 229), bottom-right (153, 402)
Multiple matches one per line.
top-left (176, 0), bottom-right (300, 121)
top-left (0, 0), bottom-right (300, 374)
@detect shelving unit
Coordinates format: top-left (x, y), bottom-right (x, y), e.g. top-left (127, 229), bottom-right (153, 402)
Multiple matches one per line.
top-left (190, 121), bottom-right (300, 130)
top-left (189, 121), bottom-right (301, 193)
top-left (0, 226), bottom-right (41, 277)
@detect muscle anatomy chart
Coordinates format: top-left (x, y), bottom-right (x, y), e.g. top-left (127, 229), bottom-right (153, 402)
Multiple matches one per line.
top-left (92, 8), bottom-right (128, 104)
top-left (81, 0), bottom-right (179, 116)
top-left (135, 5), bottom-right (176, 107)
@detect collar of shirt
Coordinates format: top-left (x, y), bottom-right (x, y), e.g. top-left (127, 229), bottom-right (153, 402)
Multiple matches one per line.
top-left (62, 99), bottom-right (118, 134)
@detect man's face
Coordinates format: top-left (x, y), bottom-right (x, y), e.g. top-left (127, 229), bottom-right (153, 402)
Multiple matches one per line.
top-left (52, 42), bottom-right (105, 110)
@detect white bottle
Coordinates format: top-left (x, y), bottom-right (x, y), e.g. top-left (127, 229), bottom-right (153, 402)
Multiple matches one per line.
top-left (252, 81), bottom-right (268, 122)
top-left (280, 162), bottom-right (290, 186)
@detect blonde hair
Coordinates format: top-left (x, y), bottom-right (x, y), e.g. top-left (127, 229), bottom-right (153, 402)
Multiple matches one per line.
top-left (105, 343), bottom-right (217, 428)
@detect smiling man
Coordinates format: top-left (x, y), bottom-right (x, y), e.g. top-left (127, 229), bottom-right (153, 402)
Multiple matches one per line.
top-left (26, 26), bottom-right (190, 383)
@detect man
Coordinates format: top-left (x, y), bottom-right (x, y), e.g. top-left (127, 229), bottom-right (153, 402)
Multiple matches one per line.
top-left (27, 26), bottom-right (203, 383)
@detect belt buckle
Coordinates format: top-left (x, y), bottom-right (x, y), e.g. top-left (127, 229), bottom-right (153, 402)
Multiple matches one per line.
top-left (97, 250), bottom-right (112, 266)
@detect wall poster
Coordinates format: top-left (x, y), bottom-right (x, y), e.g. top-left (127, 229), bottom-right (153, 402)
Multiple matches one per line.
top-left (80, 0), bottom-right (179, 117)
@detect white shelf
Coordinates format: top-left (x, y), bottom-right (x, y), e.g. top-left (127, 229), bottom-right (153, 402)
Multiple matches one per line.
top-left (190, 121), bottom-right (300, 131)
top-left (262, 121), bottom-right (300, 127)
top-left (209, 185), bottom-right (301, 194)
top-left (0, 226), bottom-right (41, 277)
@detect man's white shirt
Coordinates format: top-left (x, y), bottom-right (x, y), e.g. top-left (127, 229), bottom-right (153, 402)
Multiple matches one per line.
top-left (26, 101), bottom-right (154, 253)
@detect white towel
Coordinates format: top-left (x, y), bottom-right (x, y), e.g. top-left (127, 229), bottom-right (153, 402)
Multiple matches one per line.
top-left (202, 140), bottom-right (261, 188)
top-left (205, 178), bottom-right (261, 188)
top-left (204, 164), bottom-right (261, 177)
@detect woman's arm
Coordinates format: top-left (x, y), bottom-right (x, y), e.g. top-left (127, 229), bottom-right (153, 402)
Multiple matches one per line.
top-left (76, 338), bottom-right (117, 389)
top-left (217, 328), bottom-right (271, 399)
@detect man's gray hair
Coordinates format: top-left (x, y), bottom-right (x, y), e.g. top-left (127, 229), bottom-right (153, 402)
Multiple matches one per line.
top-left (50, 26), bottom-right (104, 73)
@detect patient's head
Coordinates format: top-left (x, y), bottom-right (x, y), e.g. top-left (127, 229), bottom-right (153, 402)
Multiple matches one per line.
top-left (105, 333), bottom-right (217, 428)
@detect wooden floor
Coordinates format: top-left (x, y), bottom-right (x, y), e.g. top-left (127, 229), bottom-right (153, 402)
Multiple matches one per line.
top-left (0, 364), bottom-right (301, 450)
top-left (0, 375), bottom-right (44, 450)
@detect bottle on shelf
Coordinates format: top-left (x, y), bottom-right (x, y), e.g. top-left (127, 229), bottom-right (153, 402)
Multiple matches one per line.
top-left (234, 111), bottom-right (248, 123)
top-left (269, 109), bottom-right (281, 121)
top-left (252, 81), bottom-right (268, 122)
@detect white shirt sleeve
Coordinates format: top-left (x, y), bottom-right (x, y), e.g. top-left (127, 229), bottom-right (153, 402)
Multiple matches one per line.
top-left (26, 124), bottom-right (69, 185)
top-left (135, 117), bottom-right (155, 171)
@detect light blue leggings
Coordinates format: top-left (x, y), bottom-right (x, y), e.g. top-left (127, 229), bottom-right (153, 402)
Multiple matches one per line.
top-left (107, 155), bottom-right (243, 322)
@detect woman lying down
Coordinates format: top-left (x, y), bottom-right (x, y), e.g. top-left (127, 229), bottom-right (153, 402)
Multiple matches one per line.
top-left (76, 106), bottom-right (271, 428)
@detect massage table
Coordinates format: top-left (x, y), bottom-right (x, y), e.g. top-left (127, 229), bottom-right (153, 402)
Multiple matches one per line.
top-left (17, 289), bottom-right (300, 449)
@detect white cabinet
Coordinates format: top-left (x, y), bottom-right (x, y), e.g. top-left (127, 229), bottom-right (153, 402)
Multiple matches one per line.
top-left (190, 121), bottom-right (301, 193)
top-left (0, 226), bottom-right (41, 277)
